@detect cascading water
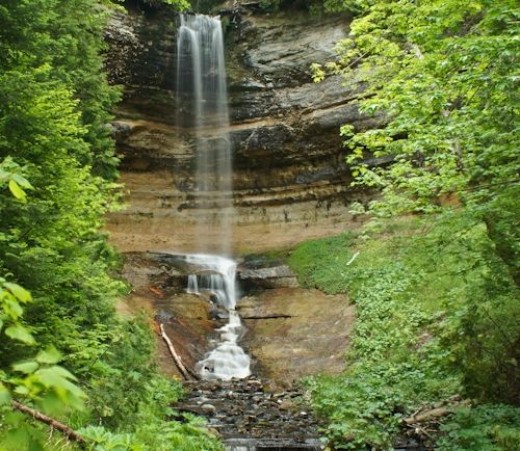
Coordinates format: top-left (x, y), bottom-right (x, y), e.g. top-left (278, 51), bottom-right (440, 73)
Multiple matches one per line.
top-left (177, 13), bottom-right (233, 256)
top-left (184, 254), bottom-right (250, 380)
top-left (176, 15), bottom-right (250, 381)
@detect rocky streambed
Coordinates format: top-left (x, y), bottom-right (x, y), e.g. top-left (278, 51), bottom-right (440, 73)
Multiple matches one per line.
top-left (118, 251), bottom-right (355, 449)
top-left (175, 377), bottom-right (324, 450)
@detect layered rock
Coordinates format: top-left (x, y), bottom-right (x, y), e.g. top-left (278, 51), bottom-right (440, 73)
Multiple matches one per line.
top-left (104, 3), bottom-right (372, 254)
top-left (119, 251), bottom-right (354, 386)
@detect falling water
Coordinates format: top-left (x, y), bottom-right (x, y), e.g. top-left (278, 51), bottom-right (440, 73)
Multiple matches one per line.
top-left (177, 14), bottom-right (233, 256)
top-left (184, 254), bottom-right (251, 381)
top-left (177, 15), bottom-right (250, 380)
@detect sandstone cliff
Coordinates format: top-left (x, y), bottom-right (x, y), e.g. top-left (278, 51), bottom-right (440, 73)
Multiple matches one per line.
top-left (105, 1), bottom-right (372, 254)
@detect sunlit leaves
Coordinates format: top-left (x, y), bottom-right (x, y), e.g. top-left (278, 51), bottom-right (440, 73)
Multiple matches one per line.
top-left (0, 278), bottom-right (34, 346)
top-left (0, 157), bottom-right (32, 203)
top-left (313, 1), bottom-right (520, 286)
top-left (5, 324), bottom-right (35, 345)
top-left (3, 282), bottom-right (31, 304)
top-left (35, 346), bottom-right (62, 365)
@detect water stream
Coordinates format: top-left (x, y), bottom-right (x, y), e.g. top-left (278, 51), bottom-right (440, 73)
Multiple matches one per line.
top-left (174, 14), bottom-right (327, 449)
top-left (177, 14), bottom-right (250, 381)
top-left (183, 253), bottom-right (251, 380)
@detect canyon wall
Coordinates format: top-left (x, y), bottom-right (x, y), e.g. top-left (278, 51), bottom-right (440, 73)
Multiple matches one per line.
top-left (105, 2), bottom-right (374, 255)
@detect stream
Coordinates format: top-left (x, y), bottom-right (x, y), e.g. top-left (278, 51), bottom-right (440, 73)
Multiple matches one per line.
top-left (176, 252), bottom-right (324, 450)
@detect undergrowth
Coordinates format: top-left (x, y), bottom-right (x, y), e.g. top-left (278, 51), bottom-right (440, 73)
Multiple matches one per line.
top-left (71, 316), bottom-right (224, 450)
top-left (289, 213), bottom-right (520, 450)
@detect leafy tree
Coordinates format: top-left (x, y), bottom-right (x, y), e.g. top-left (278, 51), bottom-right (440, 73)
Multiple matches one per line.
top-left (307, 0), bottom-right (520, 447)
top-left (315, 0), bottom-right (520, 280)
top-left (311, 0), bottom-right (520, 401)
top-left (0, 1), bottom-right (223, 450)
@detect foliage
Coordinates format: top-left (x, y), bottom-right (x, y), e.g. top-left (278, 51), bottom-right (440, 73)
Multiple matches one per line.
top-left (288, 232), bottom-right (355, 293)
top-left (291, 215), bottom-right (520, 449)
top-left (305, 2), bottom-right (520, 445)
top-left (438, 404), bottom-right (520, 451)
top-left (0, 159), bottom-right (87, 449)
top-left (71, 318), bottom-right (223, 451)
top-left (130, 0), bottom-right (190, 11)
top-left (0, 1), bottom-right (222, 450)
top-left (318, 0), bottom-right (366, 14)
top-left (79, 413), bottom-right (224, 451)
top-left (313, 0), bottom-right (520, 282)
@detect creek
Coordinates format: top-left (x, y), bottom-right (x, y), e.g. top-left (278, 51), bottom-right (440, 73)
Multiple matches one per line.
top-left (173, 13), bottom-right (324, 449)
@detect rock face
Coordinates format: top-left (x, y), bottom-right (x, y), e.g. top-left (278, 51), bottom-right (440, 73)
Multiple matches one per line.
top-left (104, 2), bottom-right (373, 254)
top-left (239, 287), bottom-right (354, 387)
top-left (107, 3), bottom-right (359, 404)
top-left (119, 252), bottom-right (354, 387)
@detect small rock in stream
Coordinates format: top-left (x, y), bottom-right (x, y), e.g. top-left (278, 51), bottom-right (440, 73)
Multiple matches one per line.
top-left (174, 376), bottom-right (324, 448)
top-left (201, 404), bottom-right (217, 416)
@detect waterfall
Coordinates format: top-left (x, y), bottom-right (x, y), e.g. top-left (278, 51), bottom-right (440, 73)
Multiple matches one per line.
top-left (177, 15), bottom-right (250, 381)
top-left (177, 13), bottom-right (233, 256)
top-left (184, 254), bottom-right (251, 381)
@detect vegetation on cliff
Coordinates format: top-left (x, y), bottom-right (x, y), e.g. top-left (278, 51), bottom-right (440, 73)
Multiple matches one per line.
top-left (296, 0), bottom-right (520, 448)
top-left (313, 0), bottom-right (520, 284)
top-left (0, 1), bottom-right (221, 449)
top-left (291, 216), bottom-right (520, 449)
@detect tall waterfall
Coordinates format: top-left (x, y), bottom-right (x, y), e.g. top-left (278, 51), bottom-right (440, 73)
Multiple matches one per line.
top-left (177, 15), bottom-right (250, 381)
top-left (177, 14), bottom-right (233, 256)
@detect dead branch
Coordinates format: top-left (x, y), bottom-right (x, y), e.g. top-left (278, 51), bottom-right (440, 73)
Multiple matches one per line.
top-left (11, 400), bottom-right (87, 447)
top-left (404, 398), bottom-right (471, 425)
top-left (404, 406), bottom-right (451, 425)
top-left (159, 323), bottom-right (195, 381)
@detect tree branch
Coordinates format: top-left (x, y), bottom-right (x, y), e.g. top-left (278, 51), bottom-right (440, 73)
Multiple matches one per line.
top-left (159, 323), bottom-right (197, 381)
top-left (11, 400), bottom-right (87, 447)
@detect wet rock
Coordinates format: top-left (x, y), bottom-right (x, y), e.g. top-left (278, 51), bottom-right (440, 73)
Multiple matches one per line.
top-left (239, 264), bottom-right (299, 290)
top-left (174, 377), bottom-right (324, 448)
top-left (201, 404), bottom-right (217, 416)
top-left (240, 288), bottom-right (355, 387)
top-left (104, 5), bottom-right (375, 255)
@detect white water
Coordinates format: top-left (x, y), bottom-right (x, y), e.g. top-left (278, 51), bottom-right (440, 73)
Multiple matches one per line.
top-left (177, 14), bottom-right (233, 256)
top-left (177, 15), bottom-right (249, 380)
top-left (184, 254), bottom-right (251, 380)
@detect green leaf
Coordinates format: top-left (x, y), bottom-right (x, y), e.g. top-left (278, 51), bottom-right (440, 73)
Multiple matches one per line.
top-left (8, 179), bottom-right (27, 201)
top-left (11, 173), bottom-right (33, 190)
top-left (14, 385), bottom-right (29, 396)
top-left (36, 366), bottom-right (78, 385)
top-left (5, 324), bottom-right (36, 345)
top-left (2, 297), bottom-right (23, 320)
top-left (35, 366), bottom-right (86, 410)
top-left (36, 346), bottom-right (62, 365)
top-left (12, 360), bottom-right (39, 374)
top-left (0, 382), bottom-right (12, 405)
top-left (4, 282), bottom-right (32, 303)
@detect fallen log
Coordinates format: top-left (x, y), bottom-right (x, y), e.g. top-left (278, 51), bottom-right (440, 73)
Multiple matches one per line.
top-left (403, 398), bottom-right (471, 425)
top-left (404, 406), bottom-right (451, 425)
top-left (11, 400), bottom-right (87, 447)
top-left (159, 323), bottom-right (195, 381)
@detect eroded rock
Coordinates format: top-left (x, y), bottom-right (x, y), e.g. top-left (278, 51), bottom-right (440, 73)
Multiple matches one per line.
top-left (238, 288), bottom-right (354, 387)
top-left (104, 5), bottom-right (374, 255)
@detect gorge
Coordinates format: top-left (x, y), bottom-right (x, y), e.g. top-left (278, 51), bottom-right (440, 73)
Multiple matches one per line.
top-left (107, 1), bottom-right (361, 385)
